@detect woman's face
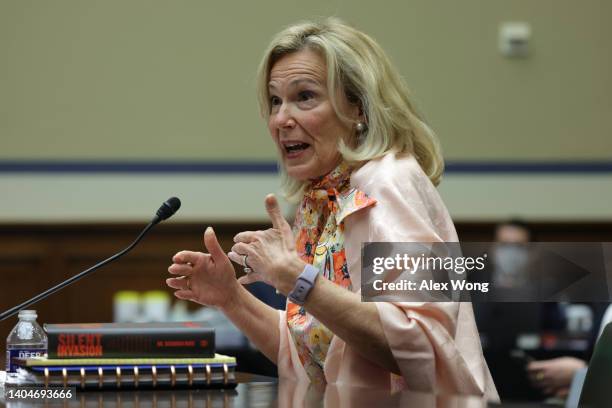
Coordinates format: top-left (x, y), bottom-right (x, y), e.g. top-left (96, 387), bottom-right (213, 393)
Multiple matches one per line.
top-left (267, 49), bottom-right (358, 181)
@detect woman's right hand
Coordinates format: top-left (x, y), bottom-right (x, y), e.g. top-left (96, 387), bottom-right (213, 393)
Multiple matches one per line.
top-left (166, 227), bottom-right (240, 309)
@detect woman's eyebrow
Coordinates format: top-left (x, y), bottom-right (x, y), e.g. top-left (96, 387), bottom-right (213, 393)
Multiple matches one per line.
top-left (268, 78), bottom-right (321, 90)
top-left (288, 78), bottom-right (321, 88)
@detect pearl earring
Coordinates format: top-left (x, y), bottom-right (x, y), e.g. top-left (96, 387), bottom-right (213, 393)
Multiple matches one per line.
top-left (356, 122), bottom-right (367, 134)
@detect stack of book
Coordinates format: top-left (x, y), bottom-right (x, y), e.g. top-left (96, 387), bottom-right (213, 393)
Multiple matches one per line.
top-left (11, 322), bottom-right (237, 390)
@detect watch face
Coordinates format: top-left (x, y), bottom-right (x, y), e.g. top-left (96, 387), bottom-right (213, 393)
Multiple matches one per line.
top-left (288, 293), bottom-right (303, 305)
top-left (289, 281), bottom-right (308, 305)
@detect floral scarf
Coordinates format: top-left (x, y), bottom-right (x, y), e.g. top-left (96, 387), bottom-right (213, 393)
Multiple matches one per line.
top-left (286, 161), bottom-right (376, 384)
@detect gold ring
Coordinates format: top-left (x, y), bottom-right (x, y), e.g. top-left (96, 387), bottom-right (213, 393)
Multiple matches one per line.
top-left (536, 372), bottom-right (545, 381)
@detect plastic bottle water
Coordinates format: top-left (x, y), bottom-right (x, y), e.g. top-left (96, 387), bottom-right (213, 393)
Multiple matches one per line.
top-left (6, 310), bottom-right (48, 373)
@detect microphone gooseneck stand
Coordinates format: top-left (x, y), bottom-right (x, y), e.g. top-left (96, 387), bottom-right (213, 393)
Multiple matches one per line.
top-left (0, 197), bottom-right (181, 322)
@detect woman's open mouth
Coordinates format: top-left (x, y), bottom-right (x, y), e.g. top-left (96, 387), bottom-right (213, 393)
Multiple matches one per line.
top-left (283, 142), bottom-right (311, 159)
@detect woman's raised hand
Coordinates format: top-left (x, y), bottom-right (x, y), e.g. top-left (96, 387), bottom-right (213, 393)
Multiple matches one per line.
top-left (166, 227), bottom-right (240, 309)
top-left (228, 194), bottom-right (305, 295)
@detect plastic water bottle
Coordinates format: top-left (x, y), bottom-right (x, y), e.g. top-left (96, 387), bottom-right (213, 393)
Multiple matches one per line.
top-left (6, 310), bottom-right (48, 373)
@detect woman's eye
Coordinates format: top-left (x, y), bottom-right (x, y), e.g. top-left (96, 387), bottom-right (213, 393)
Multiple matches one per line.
top-left (297, 91), bottom-right (315, 102)
top-left (270, 96), bottom-right (281, 106)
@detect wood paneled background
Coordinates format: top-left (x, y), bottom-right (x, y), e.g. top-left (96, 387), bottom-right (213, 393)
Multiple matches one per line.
top-left (2, 222), bottom-right (611, 369)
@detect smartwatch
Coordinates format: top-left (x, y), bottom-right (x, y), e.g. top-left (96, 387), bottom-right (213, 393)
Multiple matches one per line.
top-left (288, 264), bottom-right (319, 305)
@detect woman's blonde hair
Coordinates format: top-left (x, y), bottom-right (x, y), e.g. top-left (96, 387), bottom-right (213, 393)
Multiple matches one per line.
top-left (256, 18), bottom-right (444, 202)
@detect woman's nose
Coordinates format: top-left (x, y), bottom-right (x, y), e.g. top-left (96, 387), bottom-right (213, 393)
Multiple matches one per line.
top-left (274, 103), bottom-right (296, 129)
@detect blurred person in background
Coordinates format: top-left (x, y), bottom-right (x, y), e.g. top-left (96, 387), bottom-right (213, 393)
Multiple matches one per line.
top-left (527, 356), bottom-right (586, 398)
top-left (491, 220), bottom-right (532, 290)
top-left (475, 220), bottom-right (568, 400)
top-left (165, 18), bottom-right (498, 400)
top-left (485, 221), bottom-right (598, 399)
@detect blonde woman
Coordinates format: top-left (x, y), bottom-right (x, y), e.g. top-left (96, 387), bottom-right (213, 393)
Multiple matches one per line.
top-left (166, 18), bottom-right (498, 400)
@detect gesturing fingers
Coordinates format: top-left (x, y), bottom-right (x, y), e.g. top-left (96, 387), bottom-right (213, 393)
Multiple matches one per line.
top-left (168, 263), bottom-right (193, 276)
top-left (173, 290), bottom-right (194, 300)
top-left (265, 194), bottom-right (285, 228)
top-left (166, 276), bottom-right (191, 291)
top-left (233, 230), bottom-right (262, 244)
top-left (227, 251), bottom-right (242, 266)
top-left (227, 248), bottom-right (252, 267)
top-left (172, 251), bottom-right (202, 265)
top-left (265, 194), bottom-right (294, 240)
top-left (167, 275), bottom-right (195, 301)
top-left (203, 227), bottom-right (228, 263)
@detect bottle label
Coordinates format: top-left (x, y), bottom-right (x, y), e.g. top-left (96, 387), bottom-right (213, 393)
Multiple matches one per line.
top-left (6, 348), bottom-right (46, 373)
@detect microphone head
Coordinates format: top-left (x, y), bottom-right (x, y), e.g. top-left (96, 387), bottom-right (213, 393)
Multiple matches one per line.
top-left (154, 197), bottom-right (181, 223)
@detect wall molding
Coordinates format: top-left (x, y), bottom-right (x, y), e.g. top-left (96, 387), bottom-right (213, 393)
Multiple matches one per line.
top-left (1, 160), bottom-right (612, 174)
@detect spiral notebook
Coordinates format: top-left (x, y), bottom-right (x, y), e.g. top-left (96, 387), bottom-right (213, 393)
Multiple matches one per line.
top-left (12, 354), bottom-right (237, 390)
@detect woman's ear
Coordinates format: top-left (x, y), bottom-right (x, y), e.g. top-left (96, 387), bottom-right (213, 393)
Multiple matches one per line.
top-left (347, 101), bottom-right (365, 124)
top-left (357, 104), bottom-right (366, 124)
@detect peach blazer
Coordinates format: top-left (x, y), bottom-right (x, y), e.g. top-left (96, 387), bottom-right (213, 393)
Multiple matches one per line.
top-left (277, 153), bottom-right (499, 402)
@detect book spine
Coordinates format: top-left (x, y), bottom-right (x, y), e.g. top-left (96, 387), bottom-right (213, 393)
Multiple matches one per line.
top-left (46, 331), bottom-right (214, 359)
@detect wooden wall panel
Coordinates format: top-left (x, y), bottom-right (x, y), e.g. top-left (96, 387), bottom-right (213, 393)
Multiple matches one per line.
top-left (0, 222), bottom-right (262, 368)
top-left (1, 221), bottom-right (611, 369)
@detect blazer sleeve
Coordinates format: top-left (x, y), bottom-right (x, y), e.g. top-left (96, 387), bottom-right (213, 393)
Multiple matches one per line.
top-left (340, 153), bottom-right (499, 400)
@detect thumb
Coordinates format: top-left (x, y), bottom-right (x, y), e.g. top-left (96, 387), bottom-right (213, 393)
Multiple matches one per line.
top-left (203, 227), bottom-right (226, 261)
top-left (265, 194), bottom-right (290, 232)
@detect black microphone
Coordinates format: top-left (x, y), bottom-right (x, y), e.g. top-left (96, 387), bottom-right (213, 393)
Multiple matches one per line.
top-left (153, 196), bottom-right (181, 224)
top-left (0, 197), bottom-right (182, 322)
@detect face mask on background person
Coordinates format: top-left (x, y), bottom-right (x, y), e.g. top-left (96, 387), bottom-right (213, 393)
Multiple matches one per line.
top-left (492, 244), bottom-right (530, 288)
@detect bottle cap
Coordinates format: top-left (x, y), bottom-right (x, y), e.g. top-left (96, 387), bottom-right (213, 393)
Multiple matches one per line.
top-left (18, 310), bottom-right (37, 319)
top-left (114, 291), bottom-right (140, 302)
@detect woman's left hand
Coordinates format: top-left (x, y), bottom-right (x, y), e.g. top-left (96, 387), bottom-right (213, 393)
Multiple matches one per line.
top-left (228, 194), bottom-right (306, 295)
